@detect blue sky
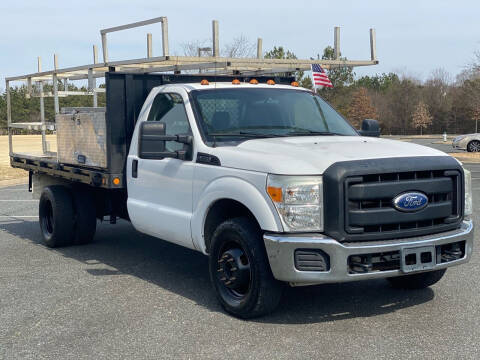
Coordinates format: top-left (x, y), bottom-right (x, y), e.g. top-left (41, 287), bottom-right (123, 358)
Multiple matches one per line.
top-left (1, 0), bottom-right (479, 88)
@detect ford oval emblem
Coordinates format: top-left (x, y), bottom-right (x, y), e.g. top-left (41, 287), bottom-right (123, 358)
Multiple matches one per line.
top-left (393, 192), bottom-right (428, 212)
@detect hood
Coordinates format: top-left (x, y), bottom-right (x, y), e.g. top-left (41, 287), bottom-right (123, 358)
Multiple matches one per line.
top-left (210, 136), bottom-right (450, 175)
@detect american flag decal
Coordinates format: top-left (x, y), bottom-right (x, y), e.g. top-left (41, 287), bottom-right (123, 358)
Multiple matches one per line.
top-left (311, 64), bottom-right (333, 88)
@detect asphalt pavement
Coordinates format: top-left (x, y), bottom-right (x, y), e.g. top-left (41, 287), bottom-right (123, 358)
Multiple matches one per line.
top-left (1, 145), bottom-right (480, 359)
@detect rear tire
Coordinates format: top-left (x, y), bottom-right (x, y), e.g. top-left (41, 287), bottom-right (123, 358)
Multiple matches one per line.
top-left (72, 188), bottom-right (97, 245)
top-left (387, 269), bottom-right (447, 289)
top-left (39, 186), bottom-right (75, 247)
top-left (209, 217), bottom-right (284, 318)
top-left (467, 140), bottom-right (480, 152)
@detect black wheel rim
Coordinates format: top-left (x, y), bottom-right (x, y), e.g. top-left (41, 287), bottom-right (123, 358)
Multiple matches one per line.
top-left (470, 141), bottom-right (480, 152)
top-left (41, 200), bottom-right (54, 236)
top-left (216, 241), bottom-right (252, 302)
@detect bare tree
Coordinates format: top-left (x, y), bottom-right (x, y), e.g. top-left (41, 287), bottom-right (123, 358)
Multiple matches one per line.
top-left (471, 105), bottom-right (480, 133)
top-left (222, 35), bottom-right (256, 58)
top-left (423, 68), bottom-right (452, 133)
top-left (459, 76), bottom-right (480, 132)
top-left (180, 35), bottom-right (255, 59)
top-left (412, 101), bottom-right (433, 135)
top-left (468, 51), bottom-right (480, 76)
top-left (180, 39), bottom-right (211, 57)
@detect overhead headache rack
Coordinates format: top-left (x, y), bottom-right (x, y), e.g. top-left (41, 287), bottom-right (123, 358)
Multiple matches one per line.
top-left (5, 16), bottom-right (379, 155)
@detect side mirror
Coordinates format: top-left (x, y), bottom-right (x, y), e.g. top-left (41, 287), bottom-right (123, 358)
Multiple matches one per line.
top-left (139, 122), bottom-right (192, 160)
top-left (359, 119), bottom-right (380, 137)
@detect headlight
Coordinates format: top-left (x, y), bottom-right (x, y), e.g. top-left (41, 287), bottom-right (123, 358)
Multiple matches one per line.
top-left (267, 175), bottom-right (323, 232)
top-left (464, 168), bottom-right (473, 216)
top-left (454, 135), bottom-right (466, 142)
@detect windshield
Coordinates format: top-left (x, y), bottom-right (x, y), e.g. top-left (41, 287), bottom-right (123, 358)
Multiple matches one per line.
top-left (191, 88), bottom-right (358, 144)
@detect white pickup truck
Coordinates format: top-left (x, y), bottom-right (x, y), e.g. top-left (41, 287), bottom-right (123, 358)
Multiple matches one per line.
top-left (10, 73), bottom-right (474, 318)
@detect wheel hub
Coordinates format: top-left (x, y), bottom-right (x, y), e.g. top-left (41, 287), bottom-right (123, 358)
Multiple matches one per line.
top-left (217, 248), bottom-right (250, 293)
top-left (470, 141), bottom-right (480, 152)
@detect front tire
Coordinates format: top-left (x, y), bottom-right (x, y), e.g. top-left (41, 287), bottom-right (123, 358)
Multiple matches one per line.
top-left (39, 186), bottom-right (75, 247)
top-left (467, 140), bottom-right (480, 152)
top-left (209, 217), bottom-right (283, 318)
top-left (387, 269), bottom-right (446, 289)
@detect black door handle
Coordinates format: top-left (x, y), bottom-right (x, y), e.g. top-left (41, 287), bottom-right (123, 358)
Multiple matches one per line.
top-left (132, 159), bottom-right (138, 178)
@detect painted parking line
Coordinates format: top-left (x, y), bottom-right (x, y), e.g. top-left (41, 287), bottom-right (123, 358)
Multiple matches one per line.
top-left (0, 216), bottom-right (38, 218)
top-left (0, 200), bottom-right (37, 202)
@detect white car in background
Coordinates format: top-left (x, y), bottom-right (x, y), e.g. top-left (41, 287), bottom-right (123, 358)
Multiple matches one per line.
top-left (452, 134), bottom-right (480, 152)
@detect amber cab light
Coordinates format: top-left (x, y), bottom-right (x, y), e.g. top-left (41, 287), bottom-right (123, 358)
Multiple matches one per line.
top-left (267, 79), bottom-right (275, 85)
top-left (249, 78), bottom-right (259, 85)
top-left (291, 81), bottom-right (299, 87)
top-left (200, 79), bottom-right (209, 85)
top-left (232, 79), bottom-right (241, 85)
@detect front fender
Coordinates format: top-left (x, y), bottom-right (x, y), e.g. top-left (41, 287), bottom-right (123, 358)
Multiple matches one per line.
top-left (191, 176), bottom-right (283, 253)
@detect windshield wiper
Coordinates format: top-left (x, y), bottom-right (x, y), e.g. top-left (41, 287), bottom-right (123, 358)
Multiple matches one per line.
top-left (286, 130), bottom-right (346, 136)
top-left (208, 129), bottom-right (346, 139)
top-left (208, 132), bottom-right (286, 138)
top-left (236, 126), bottom-right (346, 136)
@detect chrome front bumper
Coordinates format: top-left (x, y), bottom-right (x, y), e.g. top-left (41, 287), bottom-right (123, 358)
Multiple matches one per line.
top-left (264, 220), bottom-right (474, 285)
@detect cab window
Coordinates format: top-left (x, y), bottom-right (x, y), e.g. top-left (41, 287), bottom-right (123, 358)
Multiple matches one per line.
top-left (147, 93), bottom-right (191, 152)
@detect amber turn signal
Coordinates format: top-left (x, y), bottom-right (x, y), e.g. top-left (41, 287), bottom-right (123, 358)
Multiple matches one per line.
top-left (113, 177), bottom-right (121, 186)
top-left (267, 186), bottom-right (282, 202)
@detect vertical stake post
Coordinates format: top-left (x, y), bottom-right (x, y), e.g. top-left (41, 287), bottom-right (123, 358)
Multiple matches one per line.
top-left (26, 77), bottom-right (32, 99)
top-left (38, 56), bottom-right (47, 154)
top-left (212, 20), bottom-right (219, 57)
top-left (370, 28), bottom-right (377, 61)
top-left (6, 80), bottom-right (12, 156)
top-left (93, 45), bottom-right (99, 64)
top-left (334, 27), bottom-right (340, 60)
top-left (147, 33), bottom-right (152, 58)
top-left (53, 54), bottom-right (59, 115)
top-left (161, 17), bottom-right (169, 56)
top-left (257, 38), bottom-right (263, 59)
top-left (92, 45), bottom-right (98, 107)
top-left (101, 33), bottom-right (108, 63)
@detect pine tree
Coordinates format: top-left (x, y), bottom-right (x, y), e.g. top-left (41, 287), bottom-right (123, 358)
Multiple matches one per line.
top-left (412, 101), bottom-right (433, 135)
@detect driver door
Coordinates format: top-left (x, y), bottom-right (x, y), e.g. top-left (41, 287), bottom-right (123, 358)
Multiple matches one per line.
top-left (127, 91), bottom-right (195, 249)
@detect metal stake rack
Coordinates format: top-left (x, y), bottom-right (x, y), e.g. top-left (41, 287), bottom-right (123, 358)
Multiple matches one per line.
top-left (6, 16), bottom-right (379, 158)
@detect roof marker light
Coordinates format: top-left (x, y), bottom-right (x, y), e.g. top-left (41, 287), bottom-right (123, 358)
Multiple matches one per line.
top-left (267, 79), bottom-right (275, 85)
top-left (200, 79), bottom-right (209, 85)
top-left (249, 78), bottom-right (259, 85)
top-left (291, 81), bottom-right (299, 87)
top-left (232, 79), bottom-right (241, 85)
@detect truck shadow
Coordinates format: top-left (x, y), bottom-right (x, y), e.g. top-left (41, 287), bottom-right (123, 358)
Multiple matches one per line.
top-left (1, 219), bottom-right (434, 324)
